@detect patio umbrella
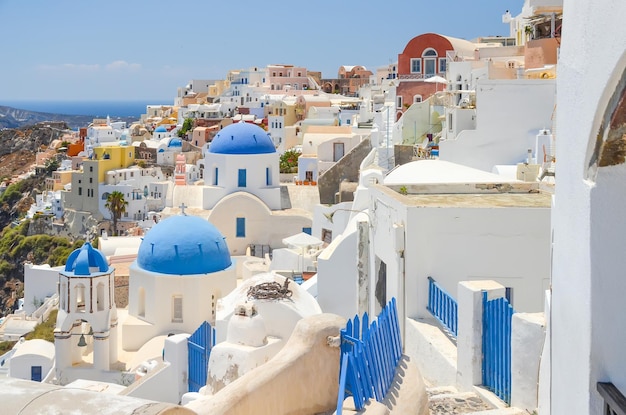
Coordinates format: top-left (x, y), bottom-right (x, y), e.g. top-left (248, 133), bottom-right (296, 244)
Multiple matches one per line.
top-left (282, 232), bottom-right (324, 272)
top-left (425, 76), bottom-right (448, 92)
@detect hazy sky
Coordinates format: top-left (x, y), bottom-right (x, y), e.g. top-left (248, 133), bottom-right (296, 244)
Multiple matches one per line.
top-left (0, 0), bottom-right (522, 102)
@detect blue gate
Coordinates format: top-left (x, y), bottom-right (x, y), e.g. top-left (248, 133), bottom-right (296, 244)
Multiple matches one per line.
top-left (188, 321), bottom-right (215, 393)
top-left (336, 298), bottom-right (403, 414)
top-left (482, 292), bottom-right (514, 404)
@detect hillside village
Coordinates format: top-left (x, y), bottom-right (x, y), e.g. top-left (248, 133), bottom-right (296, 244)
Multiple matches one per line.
top-left (0, 0), bottom-right (624, 414)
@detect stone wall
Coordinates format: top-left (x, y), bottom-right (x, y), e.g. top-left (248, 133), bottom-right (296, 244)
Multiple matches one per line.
top-left (318, 138), bottom-right (372, 205)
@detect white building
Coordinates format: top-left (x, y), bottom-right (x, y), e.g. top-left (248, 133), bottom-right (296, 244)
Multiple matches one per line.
top-left (123, 214), bottom-right (236, 351)
top-left (317, 158), bottom-right (551, 336)
top-left (438, 75), bottom-right (556, 172)
top-left (23, 264), bottom-right (62, 316)
top-left (101, 165), bottom-right (167, 223)
top-left (550, 0), bottom-right (626, 413)
top-left (54, 242), bottom-right (118, 384)
top-left (9, 339), bottom-right (55, 382)
top-left (171, 122), bottom-right (312, 256)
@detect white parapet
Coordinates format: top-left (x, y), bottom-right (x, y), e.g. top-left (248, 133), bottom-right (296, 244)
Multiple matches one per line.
top-left (456, 280), bottom-right (506, 392)
top-left (511, 312), bottom-right (545, 412)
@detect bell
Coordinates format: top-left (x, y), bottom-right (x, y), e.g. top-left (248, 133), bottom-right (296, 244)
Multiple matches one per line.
top-left (77, 334), bottom-right (87, 347)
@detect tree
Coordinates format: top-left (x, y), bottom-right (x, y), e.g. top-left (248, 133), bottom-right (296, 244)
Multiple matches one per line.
top-left (279, 149), bottom-right (301, 173)
top-left (177, 118), bottom-right (194, 138)
top-left (105, 191), bottom-right (128, 236)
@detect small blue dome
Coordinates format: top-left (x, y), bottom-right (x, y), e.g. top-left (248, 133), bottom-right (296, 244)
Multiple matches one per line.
top-left (155, 126), bottom-right (167, 133)
top-left (209, 122), bottom-right (275, 155)
top-left (168, 138), bottom-right (182, 147)
top-left (137, 215), bottom-right (231, 275)
top-left (64, 243), bottom-right (110, 276)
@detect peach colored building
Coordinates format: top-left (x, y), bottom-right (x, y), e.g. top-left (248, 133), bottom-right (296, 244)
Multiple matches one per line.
top-left (267, 64), bottom-right (312, 92)
top-left (321, 65), bottom-right (373, 96)
top-left (295, 95), bottom-right (331, 121)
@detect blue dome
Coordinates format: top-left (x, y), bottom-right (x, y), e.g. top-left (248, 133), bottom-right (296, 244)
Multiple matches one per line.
top-left (168, 138), bottom-right (182, 147)
top-left (64, 243), bottom-right (110, 276)
top-left (154, 126), bottom-right (167, 133)
top-left (137, 215), bottom-right (231, 275)
top-left (209, 122), bottom-right (275, 155)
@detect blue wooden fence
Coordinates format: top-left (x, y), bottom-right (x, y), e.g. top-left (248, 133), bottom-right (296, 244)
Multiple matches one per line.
top-left (427, 276), bottom-right (458, 337)
top-left (336, 298), bottom-right (403, 414)
top-left (482, 292), bottom-right (515, 404)
top-left (188, 321), bottom-right (215, 393)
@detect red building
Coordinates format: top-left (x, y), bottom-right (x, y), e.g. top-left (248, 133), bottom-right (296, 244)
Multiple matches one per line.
top-left (396, 33), bottom-right (476, 117)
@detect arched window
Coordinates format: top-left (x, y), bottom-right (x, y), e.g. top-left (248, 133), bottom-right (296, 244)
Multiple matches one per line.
top-left (414, 95), bottom-right (423, 103)
top-left (60, 281), bottom-right (67, 312)
top-left (75, 283), bottom-right (86, 312)
top-left (138, 287), bottom-right (145, 318)
top-left (96, 282), bottom-right (105, 311)
top-left (422, 48), bottom-right (438, 78)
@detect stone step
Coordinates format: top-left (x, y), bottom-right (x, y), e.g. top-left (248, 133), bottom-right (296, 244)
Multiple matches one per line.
top-left (427, 386), bottom-right (493, 415)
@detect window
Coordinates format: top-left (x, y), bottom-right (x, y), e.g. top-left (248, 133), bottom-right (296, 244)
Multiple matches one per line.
top-left (424, 58), bottom-right (436, 77)
top-left (238, 169), bottom-right (246, 187)
top-left (266, 167), bottom-right (271, 186)
top-left (78, 187), bottom-right (82, 196)
top-left (89, 166), bottom-right (93, 172)
top-left (333, 142), bottom-right (345, 162)
top-left (422, 48), bottom-right (437, 78)
top-left (410, 58), bottom-right (421, 73)
top-left (236, 217), bottom-right (246, 237)
top-left (302, 227), bottom-right (312, 235)
top-left (322, 228), bottom-right (332, 244)
top-left (396, 96), bottom-right (403, 109)
top-left (138, 287), bottom-right (145, 317)
top-left (214, 167), bottom-right (219, 186)
top-left (96, 282), bottom-right (105, 311)
top-left (172, 295), bottom-right (183, 322)
top-left (76, 283), bottom-right (86, 312)
top-left (439, 58), bottom-right (447, 73)
top-left (414, 95), bottom-right (423, 103)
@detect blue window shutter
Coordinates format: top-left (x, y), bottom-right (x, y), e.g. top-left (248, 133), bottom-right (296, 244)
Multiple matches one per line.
top-left (236, 217), bottom-right (246, 237)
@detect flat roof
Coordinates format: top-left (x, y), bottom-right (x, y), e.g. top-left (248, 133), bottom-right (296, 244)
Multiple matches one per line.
top-left (404, 192), bottom-right (552, 208)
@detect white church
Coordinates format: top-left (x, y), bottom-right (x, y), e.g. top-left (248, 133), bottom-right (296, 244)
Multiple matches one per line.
top-left (170, 121), bottom-right (313, 256)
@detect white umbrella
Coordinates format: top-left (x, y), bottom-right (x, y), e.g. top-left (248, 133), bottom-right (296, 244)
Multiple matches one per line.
top-left (424, 75), bottom-right (448, 84)
top-left (282, 232), bottom-right (323, 273)
top-left (282, 232), bottom-right (323, 248)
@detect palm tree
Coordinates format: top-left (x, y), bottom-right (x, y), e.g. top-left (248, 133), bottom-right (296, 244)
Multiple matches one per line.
top-left (105, 191), bottom-right (128, 236)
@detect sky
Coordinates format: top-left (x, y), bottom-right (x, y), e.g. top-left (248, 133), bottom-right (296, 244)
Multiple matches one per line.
top-left (0, 0), bottom-right (523, 102)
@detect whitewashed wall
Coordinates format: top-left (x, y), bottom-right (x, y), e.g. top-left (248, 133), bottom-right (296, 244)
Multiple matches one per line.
top-left (439, 79), bottom-right (556, 172)
top-left (23, 264), bottom-right (61, 316)
top-left (552, 1), bottom-right (626, 413)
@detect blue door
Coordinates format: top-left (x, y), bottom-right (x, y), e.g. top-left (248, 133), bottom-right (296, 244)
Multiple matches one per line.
top-left (31, 366), bottom-right (42, 382)
top-left (188, 321), bottom-right (215, 393)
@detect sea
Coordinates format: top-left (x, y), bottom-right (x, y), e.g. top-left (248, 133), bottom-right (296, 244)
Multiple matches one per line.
top-left (0, 100), bottom-right (171, 119)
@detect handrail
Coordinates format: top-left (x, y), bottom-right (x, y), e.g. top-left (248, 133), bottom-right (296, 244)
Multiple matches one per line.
top-left (598, 382), bottom-right (626, 415)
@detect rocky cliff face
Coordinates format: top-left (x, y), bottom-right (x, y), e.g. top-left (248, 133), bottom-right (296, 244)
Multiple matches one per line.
top-left (0, 106), bottom-right (94, 130)
top-left (0, 123), bottom-right (66, 159)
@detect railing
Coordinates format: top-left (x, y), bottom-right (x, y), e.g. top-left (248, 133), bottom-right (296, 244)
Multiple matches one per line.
top-left (598, 382), bottom-right (626, 415)
top-left (482, 292), bottom-right (515, 404)
top-left (336, 298), bottom-right (402, 414)
top-left (427, 277), bottom-right (458, 338)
